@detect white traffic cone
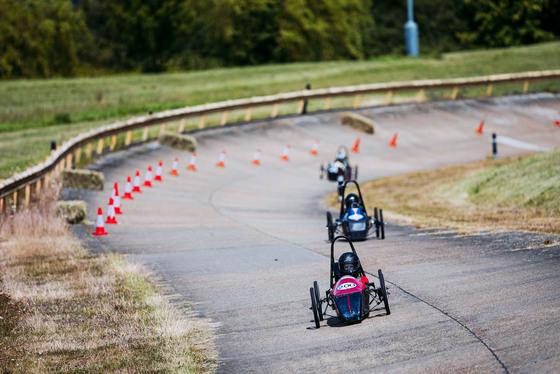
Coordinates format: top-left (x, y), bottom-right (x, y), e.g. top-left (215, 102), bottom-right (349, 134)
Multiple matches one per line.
top-left (92, 207), bottom-right (108, 236)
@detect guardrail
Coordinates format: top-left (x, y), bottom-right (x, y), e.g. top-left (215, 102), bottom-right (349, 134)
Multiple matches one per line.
top-left (1, 69), bottom-right (560, 214)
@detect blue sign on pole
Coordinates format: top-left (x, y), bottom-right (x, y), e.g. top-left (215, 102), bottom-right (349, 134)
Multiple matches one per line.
top-left (404, 0), bottom-right (419, 57)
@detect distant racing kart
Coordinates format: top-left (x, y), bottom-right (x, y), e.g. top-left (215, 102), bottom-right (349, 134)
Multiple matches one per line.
top-left (326, 180), bottom-right (385, 241)
top-left (309, 235), bottom-right (390, 328)
top-left (320, 146), bottom-right (358, 182)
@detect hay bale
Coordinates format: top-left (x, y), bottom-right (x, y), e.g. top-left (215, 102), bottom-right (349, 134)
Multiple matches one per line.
top-left (340, 112), bottom-right (375, 134)
top-left (61, 169), bottom-right (104, 190)
top-left (159, 131), bottom-right (197, 152)
top-left (56, 200), bottom-right (87, 224)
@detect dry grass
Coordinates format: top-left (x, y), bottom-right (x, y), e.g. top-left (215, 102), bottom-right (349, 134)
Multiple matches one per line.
top-left (0, 192), bottom-right (216, 373)
top-left (328, 154), bottom-right (560, 235)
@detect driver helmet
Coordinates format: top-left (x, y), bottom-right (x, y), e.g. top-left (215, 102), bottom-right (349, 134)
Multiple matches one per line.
top-left (345, 193), bottom-right (360, 210)
top-left (338, 252), bottom-right (361, 277)
top-left (336, 150), bottom-right (346, 161)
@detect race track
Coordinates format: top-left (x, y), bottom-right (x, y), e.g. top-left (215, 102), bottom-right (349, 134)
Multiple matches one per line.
top-left (74, 94), bottom-right (560, 373)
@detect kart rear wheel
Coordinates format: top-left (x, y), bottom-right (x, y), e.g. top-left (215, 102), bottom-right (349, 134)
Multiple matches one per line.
top-left (374, 207), bottom-right (380, 238)
top-left (379, 209), bottom-right (385, 240)
top-left (378, 269), bottom-right (391, 315)
top-left (326, 211), bottom-right (334, 242)
top-left (310, 287), bottom-right (320, 328)
top-left (313, 281), bottom-right (323, 321)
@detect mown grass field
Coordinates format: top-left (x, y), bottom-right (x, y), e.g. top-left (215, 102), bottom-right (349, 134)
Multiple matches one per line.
top-left (1, 41), bottom-right (560, 179)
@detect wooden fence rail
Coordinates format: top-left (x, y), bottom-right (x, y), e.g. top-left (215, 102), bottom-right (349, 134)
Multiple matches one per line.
top-left (1, 69), bottom-right (560, 213)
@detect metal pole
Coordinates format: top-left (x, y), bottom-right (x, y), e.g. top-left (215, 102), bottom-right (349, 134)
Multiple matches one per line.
top-left (404, 0), bottom-right (419, 57)
top-left (492, 133), bottom-right (498, 160)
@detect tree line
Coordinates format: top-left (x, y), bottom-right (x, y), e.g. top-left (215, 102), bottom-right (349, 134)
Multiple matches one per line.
top-left (0, 0), bottom-right (558, 79)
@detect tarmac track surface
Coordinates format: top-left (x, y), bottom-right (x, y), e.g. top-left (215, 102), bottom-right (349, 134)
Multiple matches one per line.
top-left (74, 94), bottom-right (560, 373)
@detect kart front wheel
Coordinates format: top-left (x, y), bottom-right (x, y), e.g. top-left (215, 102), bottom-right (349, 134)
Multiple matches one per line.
top-left (374, 207), bottom-right (380, 238)
top-left (378, 269), bottom-right (391, 315)
top-left (313, 281), bottom-right (323, 321)
top-left (379, 209), bottom-right (385, 240)
top-left (310, 287), bottom-right (320, 328)
top-left (326, 211), bottom-right (334, 242)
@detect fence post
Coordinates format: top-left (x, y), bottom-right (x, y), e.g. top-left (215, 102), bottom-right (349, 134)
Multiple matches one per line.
top-left (297, 100), bottom-right (304, 114)
top-left (271, 104), bottom-right (279, 118)
top-left (142, 127), bottom-right (149, 142)
top-left (13, 190), bottom-right (18, 212)
top-left (97, 138), bottom-right (105, 155)
top-left (25, 184), bottom-right (31, 207)
top-left (125, 130), bottom-right (133, 146)
top-left (523, 80), bottom-right (530, 93)
top-left (110, 135), bottom-right (117, 150)
top-left (199, 114), bottom-right (206, 129)
top-left (66, 153), bottom-right (73, 169)
top-left (417, 89), bottom-right (425, 102)
top-left (0, 196), bottom-right (4, 214)
top-left (86, 143), bottom-right (93, 159)
top-left (75, 147), bottom-right (82, 164)
top-left (159, 123), bottom-right (166, 136)
top-left (220, 111), bottom-right (228, 125)
top-left (486, 84), bottom-right (493, 96)
top-left (353, 94), bottom-right (362, 109)
top-left (385, 91), bottom-right (393, 105)
top-left (178, 118), bottom-right (186, 132)
top-left (325, 97), bottom-right (332, 110)
top-left (451, 87), bottom-right (459, 100)
top-left (245, 107), bottom-right (253, 122)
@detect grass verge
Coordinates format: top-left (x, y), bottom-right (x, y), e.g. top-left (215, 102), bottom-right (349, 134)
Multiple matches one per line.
top-left (327, 147), bottom-right (560, 235)
top-left (0, 190), bottom-right (216, 373)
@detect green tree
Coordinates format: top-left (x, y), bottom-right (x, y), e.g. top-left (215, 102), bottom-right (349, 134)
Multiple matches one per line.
top-left (0, 0), bottom-right (89, 78)
top-left (458, 0), bottom-right (556, 47)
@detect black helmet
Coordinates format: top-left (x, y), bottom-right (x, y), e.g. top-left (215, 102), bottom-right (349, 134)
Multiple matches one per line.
top-left (338, 252), bottom-right (361, 277)
top-left (345, 193), bottom-right (360, 210)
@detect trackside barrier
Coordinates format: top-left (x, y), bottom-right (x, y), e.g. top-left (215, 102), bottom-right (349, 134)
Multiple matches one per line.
top-left (1, 70), bottom-right (560, 214)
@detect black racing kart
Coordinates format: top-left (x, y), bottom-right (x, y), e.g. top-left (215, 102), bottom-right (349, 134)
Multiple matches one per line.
top-left (326, 180), bottom-right (385, 242)
top-left (309, 235), bottom-right (390, 328)
top-left (320, 146), bottom-right (358, 183)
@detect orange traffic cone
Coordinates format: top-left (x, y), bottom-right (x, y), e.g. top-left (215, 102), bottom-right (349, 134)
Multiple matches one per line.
top-left (143, 166), bottom-right (153, 187)
top-left (132, 171), bottom-right (142, 193)
top-left (169, 158), bottom-right (179, 176)
top-left (310, 140), bottom-right (319, 155)
top-left (216, 150), bottom-right (226, 167)
top-left (154, 160), bottom-right (163, 181)
top-left (351, 137), bottom-right (360, 153)
top-left (389, 133), bottom-right (398, 147)
top-left (252, 149), bottom-right (262, 165)
top-left (555, 112), bottom-right (560, 126)
top-left (92, 207), bottom-right (108, 236)
top-left (112, 182), bottom-right (122, 214)
top-left (105, 198), bottom-right (118, 224)
top-left (476, 120), bottom-right (485, 135)
top-left (281, 145), bottom-right (290, 161)
top-left (122, 176), bottom-right (134, 200)
top-left (187, 153), bottom-right (197, 171)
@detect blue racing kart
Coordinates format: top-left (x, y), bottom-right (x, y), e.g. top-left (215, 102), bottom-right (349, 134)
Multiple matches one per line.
top-left (326, 180), bottom-right (385, 241)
